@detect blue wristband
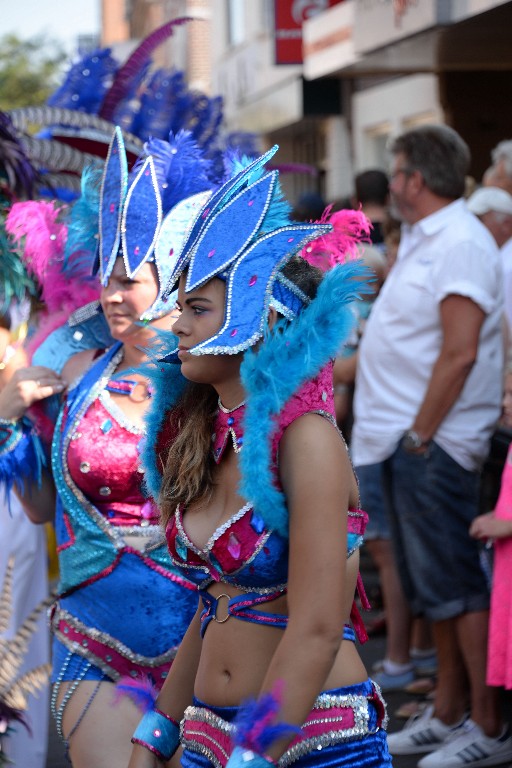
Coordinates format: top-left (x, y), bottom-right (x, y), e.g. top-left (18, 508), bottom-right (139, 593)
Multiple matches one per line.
top-left (131, 707), bottom-right (180, 761)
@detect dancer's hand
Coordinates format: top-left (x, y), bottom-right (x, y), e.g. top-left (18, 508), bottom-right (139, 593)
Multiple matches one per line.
top-left (0, 365), bottom-right (65, 421)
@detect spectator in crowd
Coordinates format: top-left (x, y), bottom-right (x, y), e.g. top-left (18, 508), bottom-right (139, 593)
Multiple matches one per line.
top-left (467, 187), bottom-right (512, 248)
top-left (483, 140), bottom-right (512, 195)
top-left (291, 190), bottom-right (326, 222)
top-left (353, 169), bottom-right (390, 249)
top-left (480, 160), bottom-right (512, 333)
top-left (352, 124), bottom-right (511, 768)
top-left (470, 368), bottom-right (512, 693)
top-left (333, 244), bottom-right (387, 434)
top-left (382, 212), bottom-right (401, 276)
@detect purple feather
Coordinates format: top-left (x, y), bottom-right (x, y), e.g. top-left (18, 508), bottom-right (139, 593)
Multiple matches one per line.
top-left (233, 684), bottom-right (300, 753)
top-left (114, 676), bottom-right (159, 713)
top-left (99, 17), bottom-right (193, 122)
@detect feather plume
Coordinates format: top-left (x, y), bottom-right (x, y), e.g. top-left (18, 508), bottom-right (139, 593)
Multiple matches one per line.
top-left (300, 206), bottom-right (372, 272)
top-left (6, 198), bottom-right (100, 354)
top-left (99, 18), bottom-right (193, 122)
top-left (0, 112), bottom-right (39, 199)
top-left (143, 131), bottom-right (219, 212)
top-left (233, 684), bottom-right (299, 753)
top-left (0, 557), bottom-right (53, 745)
top-left (48, 48), bottom-right (118, 114)
top-left (0, 560), bottom-right (13, 638)
top-left (3, 663), bottom-right (52, 711)
top-left (114, 676), bottom-right (159, 712)
top-left (240, 262), bottom-right (372, 536)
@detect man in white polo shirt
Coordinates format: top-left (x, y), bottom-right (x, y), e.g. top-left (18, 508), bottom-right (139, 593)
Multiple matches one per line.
top-left (352, 125), bottom-right (510, 768)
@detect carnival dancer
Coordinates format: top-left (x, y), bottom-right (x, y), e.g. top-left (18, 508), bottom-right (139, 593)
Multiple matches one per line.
top-left (128, 148), bottom-right (392, 768)
top-left (0, 128), bottom-right (219, 768)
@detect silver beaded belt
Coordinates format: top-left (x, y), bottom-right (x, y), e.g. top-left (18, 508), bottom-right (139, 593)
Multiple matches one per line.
top-left (181, 683), bottom-right (388, 768)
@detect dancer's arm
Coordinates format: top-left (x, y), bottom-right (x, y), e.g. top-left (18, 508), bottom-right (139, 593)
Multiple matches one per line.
top-left (128, 602), bottom-right (203, 768)
top-left (255, 413), bottom-right (351, 761)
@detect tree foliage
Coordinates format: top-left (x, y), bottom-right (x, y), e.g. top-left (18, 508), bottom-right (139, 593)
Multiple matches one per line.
top-left (0, 34), bottom-right (66, 110)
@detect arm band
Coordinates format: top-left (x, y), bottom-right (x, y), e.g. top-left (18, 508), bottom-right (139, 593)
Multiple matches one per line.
top-left (131, 706), bottom-right (180, 761)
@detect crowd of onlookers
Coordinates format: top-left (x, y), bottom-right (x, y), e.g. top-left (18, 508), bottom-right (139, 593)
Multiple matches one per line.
top-left (323, 128), bottom-right (512, 768)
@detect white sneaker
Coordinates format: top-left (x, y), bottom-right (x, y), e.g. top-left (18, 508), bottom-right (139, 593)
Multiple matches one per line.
top-left (386, 704), bottom-right (466, 755)
top-left (418, 720), bottom-right (512, 768)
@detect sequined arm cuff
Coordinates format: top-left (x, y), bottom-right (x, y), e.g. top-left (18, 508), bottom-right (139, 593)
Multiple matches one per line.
top-left (131, 707), bottom-right (180, 761)
top-left (0, 417), bottom-right (46, 497)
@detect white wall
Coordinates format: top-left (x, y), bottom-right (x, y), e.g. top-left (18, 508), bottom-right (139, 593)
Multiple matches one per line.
top-left (352, 74), bottom-right (444, 170)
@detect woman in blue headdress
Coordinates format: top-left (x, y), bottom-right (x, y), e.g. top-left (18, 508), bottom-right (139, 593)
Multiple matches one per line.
top-left (128, 149), bottom-right (392, 768)
top-left (0, 129), bottom-right (218, 768)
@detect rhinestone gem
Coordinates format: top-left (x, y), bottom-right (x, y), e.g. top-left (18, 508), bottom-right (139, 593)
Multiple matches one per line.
top-left (250, 512), bottom-right (265, 534)
top-left (230, 329), bottom-right (238, 337)
top-left (50, 234), bottom-right (57, 241)
top-left (130, 669), bottom-right (138, 677)
top-left (100, 418), bottom-right (113, 434)
top-left (236, 436), bottom-right (243, 446)
top-left (73, 330), bottom-right (84, 341)
top-left (249, 275), bottom-right (257, 286)
top-left (82, 639), bottom-right (88, 647)
top-left (80, 462), bottom-right (90, 473)
top-left (322, 390), bottom-right (327, 402)
top-left (105, 654), bottom-right (112, 662)
top-left (208, 249), bottom-right (215, 258)
top-left (134, 246), bottom-right (140, 255)
top-left (110, 203), bottom-right (115, 213)
top-left (64, 626), bottom-right (69, 634)
top-left (154, 728), bottom-right (162, 738)
top-left (227, 533), bottom-right (241, 559)
top-left (99, 486), bottom-right (111, 496)
top-left (176, 536), bottom-right (188, 560)
top-left (288, 237), bottom-right (294, 243)
top-left (227, 416), bottom-right (234, 426)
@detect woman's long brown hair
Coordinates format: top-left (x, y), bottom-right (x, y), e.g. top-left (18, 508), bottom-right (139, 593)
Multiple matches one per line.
top-left (159, 256), bottom-right (323, 526)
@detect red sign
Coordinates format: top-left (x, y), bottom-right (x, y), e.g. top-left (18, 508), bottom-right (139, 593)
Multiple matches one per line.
top-left (274, 0), bottom-right (344, 65)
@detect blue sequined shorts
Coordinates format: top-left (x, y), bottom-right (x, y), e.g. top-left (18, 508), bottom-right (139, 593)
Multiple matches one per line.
top-left (180, 679), bottom-right (392, 768)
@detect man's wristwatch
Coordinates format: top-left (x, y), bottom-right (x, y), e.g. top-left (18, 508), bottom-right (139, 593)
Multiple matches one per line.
top-left (402, 429), bottom-right (427, 451)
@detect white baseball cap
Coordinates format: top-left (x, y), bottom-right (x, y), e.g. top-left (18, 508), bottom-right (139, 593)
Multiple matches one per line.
top-left (467, 186), bottom-right (512, 216)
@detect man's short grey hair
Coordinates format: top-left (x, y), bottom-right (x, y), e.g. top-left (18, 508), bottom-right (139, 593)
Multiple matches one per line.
top-left (388, 124), bottom-right (470, 199)
top-left (491, 140), bottom-right (512, 176)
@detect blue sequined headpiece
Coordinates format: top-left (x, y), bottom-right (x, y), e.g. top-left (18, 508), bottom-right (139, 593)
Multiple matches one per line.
top-left (161, 146), bottom-right (331, 357)
top-left (98, 126), bottom-right (216, 321)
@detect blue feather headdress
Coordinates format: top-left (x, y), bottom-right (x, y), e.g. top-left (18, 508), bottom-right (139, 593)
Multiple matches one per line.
top-left (160, 146), bottom-right (332, 358)
top-left (98, 127), bottom-right (219, 320)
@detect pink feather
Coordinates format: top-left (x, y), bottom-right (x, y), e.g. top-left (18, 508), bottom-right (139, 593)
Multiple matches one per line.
top-left (300, 206), bottom-right (372, 272)
top-left (113, 676), bottom-right (159, 713)
top-left (6, 200), bottom-right (100, 356)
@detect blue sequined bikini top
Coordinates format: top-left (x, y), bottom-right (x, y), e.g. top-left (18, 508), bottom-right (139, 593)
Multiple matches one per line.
top-left (165, 502), bottom-right (367, 592)
top-left (165, 501), bottom-right (288, 591)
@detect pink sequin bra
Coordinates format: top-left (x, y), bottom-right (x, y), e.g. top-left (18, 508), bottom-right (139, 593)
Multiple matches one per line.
top-left (67, 392), bottom-right (158, 526)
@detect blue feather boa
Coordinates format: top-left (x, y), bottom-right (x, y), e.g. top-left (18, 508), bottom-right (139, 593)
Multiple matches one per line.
top-left (239, 261), bottom-right (369, 537)
top-left (139, 331), bottom-right (187, 501)
top-left (140, 262), bottom-right (369, 523)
